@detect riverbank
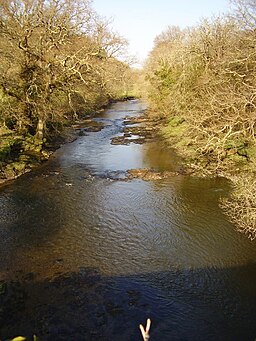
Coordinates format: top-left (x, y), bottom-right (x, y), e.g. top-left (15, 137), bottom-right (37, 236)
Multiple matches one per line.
top-left (146, 111), bottom-right (252, 177)
top-left (0, 125), bottom-right (79, 186)
top-left (148, 110), bottom-right (256, 240)
top-left (0, 97), bottom-right (137, 186)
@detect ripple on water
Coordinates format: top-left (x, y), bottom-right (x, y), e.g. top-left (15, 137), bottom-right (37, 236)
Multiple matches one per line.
top-left (0, 100), bottom-right (256, 341)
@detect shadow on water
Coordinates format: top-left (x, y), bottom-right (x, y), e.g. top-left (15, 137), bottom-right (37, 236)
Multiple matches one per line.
top-left (1, 264), bottom-right (256, 341)
top-left (0, 162), bottom-right (82, 278)
top-left (0, 170), bottom-right (66, 250)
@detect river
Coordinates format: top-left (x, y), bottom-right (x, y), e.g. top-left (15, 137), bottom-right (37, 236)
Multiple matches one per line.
top-left (0, 100), bottom-right (256, 340)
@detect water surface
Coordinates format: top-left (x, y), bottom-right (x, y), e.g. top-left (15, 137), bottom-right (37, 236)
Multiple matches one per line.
top-left (0, 100), bottom-right (256, 340)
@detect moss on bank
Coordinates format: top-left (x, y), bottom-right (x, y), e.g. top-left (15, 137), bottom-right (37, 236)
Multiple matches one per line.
top-left (0, 129), bottom-right (50, 183)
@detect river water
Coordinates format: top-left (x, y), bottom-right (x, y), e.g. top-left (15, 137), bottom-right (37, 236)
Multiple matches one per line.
top-left (0, 100), bottom-right (256, 340)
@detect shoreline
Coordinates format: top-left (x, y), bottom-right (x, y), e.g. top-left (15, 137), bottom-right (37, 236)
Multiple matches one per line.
top-left (0, 97), bottom-right (138, 188)
top-left (146, 110), bottom-right (256, 240)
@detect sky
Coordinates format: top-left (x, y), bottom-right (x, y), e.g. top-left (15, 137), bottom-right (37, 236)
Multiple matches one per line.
top-left (92, 0), bottom-right (231, 66)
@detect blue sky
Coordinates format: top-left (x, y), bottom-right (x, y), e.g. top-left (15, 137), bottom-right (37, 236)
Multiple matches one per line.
top-left (93, 0), bottom-right (231, 65)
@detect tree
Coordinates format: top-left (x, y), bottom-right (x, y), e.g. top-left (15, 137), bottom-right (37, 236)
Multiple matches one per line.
top-left (0, 0), bottom-right (127, 141)
top-left (144, 1), bottom-right (256, 238)
top-left (230, 0), bottom-right (256, 29)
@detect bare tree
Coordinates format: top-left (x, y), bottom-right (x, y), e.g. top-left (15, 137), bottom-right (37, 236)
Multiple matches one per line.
top-left (144, 2), bottom-right (256, 237)
top-left (230, 0), bottom-right (256, 28)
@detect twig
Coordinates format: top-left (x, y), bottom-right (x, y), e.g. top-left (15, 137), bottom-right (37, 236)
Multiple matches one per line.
top-left (139, 318), bottom-right (151, 341)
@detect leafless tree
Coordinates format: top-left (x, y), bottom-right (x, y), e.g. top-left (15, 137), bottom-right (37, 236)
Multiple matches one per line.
top-left (144, 1), bottom-right (256, 237)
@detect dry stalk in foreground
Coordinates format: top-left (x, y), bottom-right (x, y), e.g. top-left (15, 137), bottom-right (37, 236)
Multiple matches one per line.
top-left (139, 318), bottom-right (151, 341)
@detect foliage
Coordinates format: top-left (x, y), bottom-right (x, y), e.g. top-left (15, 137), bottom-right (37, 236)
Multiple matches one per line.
top-left (0, 0), bottom-right (132, 144)
top-left (145, 10), bottom-right (256, 165)
top-left (144, 0), bottom-right (256, 237)
top-left (221, 173), bottom-right (256, 240)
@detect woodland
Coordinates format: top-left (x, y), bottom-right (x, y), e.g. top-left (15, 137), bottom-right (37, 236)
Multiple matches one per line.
top-left (143, 0), bottom-right (256, 239)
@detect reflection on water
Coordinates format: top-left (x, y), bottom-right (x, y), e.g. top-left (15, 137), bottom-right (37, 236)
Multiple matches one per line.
top-left (0, 100), bottom-right (256, 340)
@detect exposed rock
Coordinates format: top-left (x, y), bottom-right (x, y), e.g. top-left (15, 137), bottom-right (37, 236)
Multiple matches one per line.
top-left (124, 115), bottom-right (148, 125)
top-left (111, 137), bottom-right (130, 145)
top-left (127, 168), bottom-right (177, 180)
top-left (73, 120), bottom-right (105, 133)
top-left (111, 114), bottom-right (158, 145)
top-left (78, 130), bottom-right (86, 136)
top-left (111, 136), bottom-right (146, 145)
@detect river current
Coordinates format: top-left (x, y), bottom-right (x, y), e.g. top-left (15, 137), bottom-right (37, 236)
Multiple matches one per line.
top-left (0, 100), bottom-right (256, 340)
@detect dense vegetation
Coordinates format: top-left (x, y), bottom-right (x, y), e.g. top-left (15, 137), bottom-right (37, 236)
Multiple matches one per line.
top-left (0, 0), bottom-right (135, 180)
top-left (144, 0), bottom-right (256, 239)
